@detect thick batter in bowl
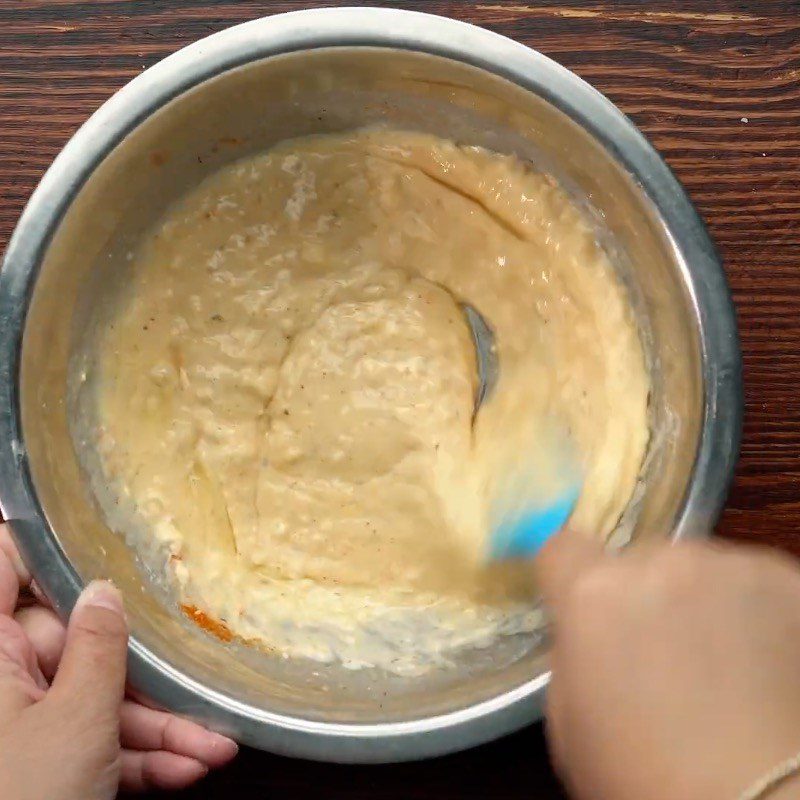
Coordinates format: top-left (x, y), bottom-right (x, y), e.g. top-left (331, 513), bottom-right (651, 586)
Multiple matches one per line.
top-left (0, 10), bottom-right (740, 762)
top-left (75, 129), bottom-right (648, 676)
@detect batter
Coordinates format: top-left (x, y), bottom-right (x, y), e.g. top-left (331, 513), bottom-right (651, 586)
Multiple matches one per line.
top-left (78, 130), bottom-right (649, 675)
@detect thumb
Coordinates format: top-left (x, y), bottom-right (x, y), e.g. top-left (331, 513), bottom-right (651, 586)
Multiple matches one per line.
top-left (534, 528), bottom-right (608, 617)
top-left (48, 580), bottom-right (128, 724)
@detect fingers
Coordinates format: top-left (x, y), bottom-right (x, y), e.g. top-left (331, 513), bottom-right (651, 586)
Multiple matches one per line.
top-left (120, 750), bottom-right (209, 792)
top-left (0, 523), bottom-right (31, 615)
top-left (0, 526), bottom-right (49, 716)
top-left (544, 674), bottom-right (569, 779)
top-left (534, 528), bottom-right (607, 615)
top-left (47, 581), bottom-right (128, 726)
top-left (0, 616), bottom-right (47, 717)
top-left (120, 701), bottom-right (238, 767)
top-left (0, 548), bottom-right (20, 618)
top-left (0, 523), bottom-right (31, 588)
top-left (14, 604), bottom-right (66, 680)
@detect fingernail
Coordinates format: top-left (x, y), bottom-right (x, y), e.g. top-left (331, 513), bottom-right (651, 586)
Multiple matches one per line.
top-left (30, 579), bottom-right (51, 607)
top-left (76, 580), bottom-right (123, 614)
top-left (209, 733), bottom-right (239, 762)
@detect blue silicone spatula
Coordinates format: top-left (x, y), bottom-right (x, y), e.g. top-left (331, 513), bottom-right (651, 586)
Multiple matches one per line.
top-left (487, 484), bottom-right (580, 559)
top-left (463, 303), bottom-right (581, 560)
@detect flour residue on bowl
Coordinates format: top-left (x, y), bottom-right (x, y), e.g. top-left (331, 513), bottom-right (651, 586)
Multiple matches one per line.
top-left (74, 129), bottom-right (649, 675)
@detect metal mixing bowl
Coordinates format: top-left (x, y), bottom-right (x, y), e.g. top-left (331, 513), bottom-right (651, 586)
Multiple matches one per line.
top-left (0, 9), bottom-right (741, 762)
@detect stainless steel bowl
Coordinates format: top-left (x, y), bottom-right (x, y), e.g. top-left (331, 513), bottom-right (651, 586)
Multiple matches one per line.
top-left (0, 8), bottom-right (741, 763)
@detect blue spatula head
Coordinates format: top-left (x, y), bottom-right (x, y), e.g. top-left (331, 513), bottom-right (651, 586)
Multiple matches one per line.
top-left (461, 301), bottom-right (580, 561)
top-left (488, 484), bottom-right (580, 560)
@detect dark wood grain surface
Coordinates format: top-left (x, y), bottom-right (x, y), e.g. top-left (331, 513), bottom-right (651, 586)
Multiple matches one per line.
top-left (2, 1), bottom-right (799, 797)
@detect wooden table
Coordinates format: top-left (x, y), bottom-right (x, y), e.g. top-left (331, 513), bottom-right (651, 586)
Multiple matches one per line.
top-left (2, 1), bottom-right (798, 797)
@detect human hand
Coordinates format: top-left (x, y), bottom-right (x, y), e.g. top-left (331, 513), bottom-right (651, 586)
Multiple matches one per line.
top-left (537, 532), bottom-right (800, 800)
top-left (0, 523), bottom-right (238, 799)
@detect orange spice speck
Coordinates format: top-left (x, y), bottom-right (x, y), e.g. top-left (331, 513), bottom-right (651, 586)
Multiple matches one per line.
top-left (181, 604), bottom-right (233, 642)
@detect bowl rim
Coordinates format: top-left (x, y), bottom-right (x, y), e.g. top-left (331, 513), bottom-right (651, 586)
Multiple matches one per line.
top-left (0, 7), bottom-right (742, 762)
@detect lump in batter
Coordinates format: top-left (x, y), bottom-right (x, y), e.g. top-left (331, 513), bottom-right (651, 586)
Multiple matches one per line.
top-left (77, 129), bottom-right (649, 675)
